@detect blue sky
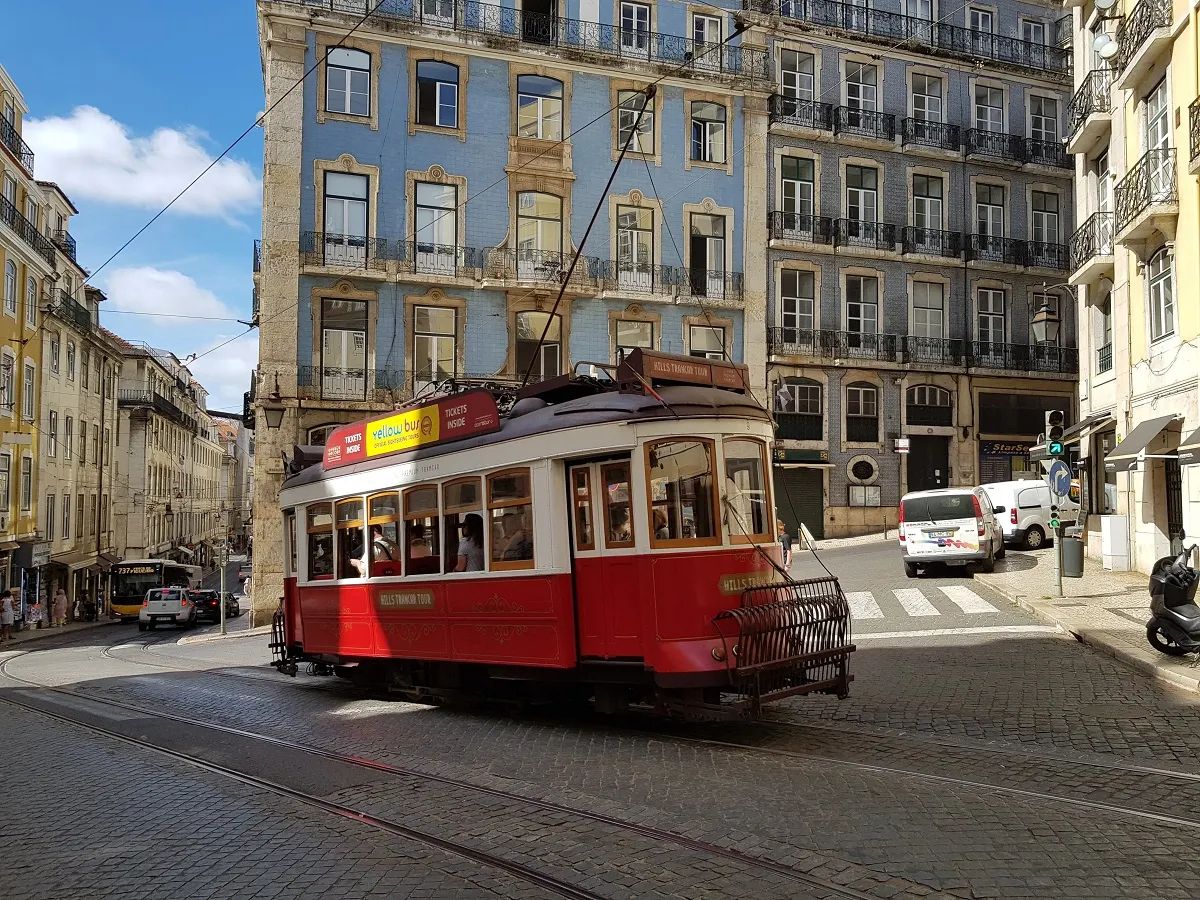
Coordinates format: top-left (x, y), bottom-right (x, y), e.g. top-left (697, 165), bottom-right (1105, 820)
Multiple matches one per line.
top-left (4, 0), bottom-right (266, 411)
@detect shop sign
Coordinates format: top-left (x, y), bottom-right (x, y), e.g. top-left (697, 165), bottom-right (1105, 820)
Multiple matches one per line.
top-left (980, 441), bottom-right (1032, 455)
top-left (772, 449), bottom-right (829, 463)
top-left (895, 438), bottom-right (910, 454)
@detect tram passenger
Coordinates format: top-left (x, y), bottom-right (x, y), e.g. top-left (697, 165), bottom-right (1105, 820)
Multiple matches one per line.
top-left (609, 507), bottom-right (632, 544)
top-left (408, 522), bottom-right (432, 558)
top-left (500, 511), bottom-right (533, 561)
top-left (653, 508), bottom-right (670, 540)
top-left (455, 514), bottom-right (485, 572)
top-left (352, 524), bottom-right (398, 577)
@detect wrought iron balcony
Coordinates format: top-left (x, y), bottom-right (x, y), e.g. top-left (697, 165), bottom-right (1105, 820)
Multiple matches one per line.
top-left (834, 106), bottom-right (895, 141)
top-left (1024, 139), bottom-right (1070, 169)
top-left (1114, 148), bottom-right (1177, 234)
top-left (52, 230), bottom-right (77, 262)
top-left (0, 117), bottom-right (34, 176)
top-left (767, 94), bottom-right (833, 131)
top-left (846, 415), bottom-right (879, 443)
top-left (1116, 0), bottom-right (1171, 74)
top-left (300, 230), bottom-right (391, 271)
top-left (968, 234), bottom-right (1025, 266)
top-left (481, 248), bottom-right (605, 292)
top-left (1190, 98), bottom-right (1200, 166)
top-left (746, 0), bottom-right (1071, 78)
top-left (685, 268), bottom-right (744, 301)
top-left (1070, 212), bottom-right (1114, 270)
top-left (0, 195), bottom-right (55, 266)
top-left (54, 290), bottom-right (91, 332)
top-left (775, 411), bottom-right (823, 440)
top-left (906, 401), bottom-right (954, 426)
top-left (1054, 14), bottom-right (1073, 48)
top-left (965, 128), bottom-right (1023, 162)
top-left (253, 239), bottom-right (262, 273)
top-left (768, 325), bottom-right (822, 356)
top-left (593, 259), bottom-right (691, 296)
top-left (397, 241), bottom-right (481, 278)
top-left (767, 211), bottom-right (834, 245)
top-left (1067, 69), bottom-right (1113, 142)
top-left (766, 327), bottom-right (899, 361)
top-left (901, 118), bottom-right (960, 151)
top-left (1097, 343), bottom-right (1113, 374)
top-left (283, 0), bottom-right (771, 82)
top-left (1025, 241), bottom-right (1069, 271)
top-left (904, 336), bottom-right (967, 367)
top-left (297, 366), bottom-right (403, 402)
top-left (970, 342), bottom-right (1078, 374)
top-left (834, 218), bottom-right (896, 252)
top-left (902, 227), bottom-right (960, 258)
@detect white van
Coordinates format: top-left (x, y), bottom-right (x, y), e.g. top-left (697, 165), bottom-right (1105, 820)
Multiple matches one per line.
top-left (981, 480), bottom-right (1078, 550)
top-left (898, 488), bottom-right (1005, 577)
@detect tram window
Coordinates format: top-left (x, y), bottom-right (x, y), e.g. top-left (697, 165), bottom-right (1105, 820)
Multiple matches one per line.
top-left (284, 511), bottom-right (297, 577)
top-left (368, 493), bottom-right (402, 577)
top-left (443, 477), bottom-right (484, 572)
top-left (601, 462), bottom-right (634, 548)
top-left (488, 469), bottom-right (534, 570)
top-left (723, 439), bottom-right (771, 542)
top-left (403, 485), bottom-right (441, 577)
top-left (306, 503), bottom-right (334, 580)
top-left (336, 499), bottom-right (365, 579)
top-left (571, 468), bottom-right (595, 551)
top-left (645, 439), bottom-right (720, 547)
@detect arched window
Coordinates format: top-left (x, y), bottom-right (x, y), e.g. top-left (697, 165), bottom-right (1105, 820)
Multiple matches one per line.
top-left (24, 277), bottom-right (36, 325)
top-left (1148, 246), bottom-right (1174, 342)
top-left (846, 382), bottom-right (879, 443)
top-left (326, 48), bottom-right (370, 116)
top-left (516, 76), bottom-right (563, 140)
top-left (416, 60), bottom-right (458, 128)
top-left (906, 385), bottom-right (952, 426)
top-left (3, 261), bottom-right (15, 315)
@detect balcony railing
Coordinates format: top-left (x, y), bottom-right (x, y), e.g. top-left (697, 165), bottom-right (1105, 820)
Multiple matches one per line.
top-left (397, 241), bottom-right (482, 278)
top-left (1025, 241), bottom-right (1069, 271)
top-left (902, 227), bottom-right (960, 258)
top-left (766, 327), bottom-right (899, 360)
top-left (968, 234), bottom-right (1025, 265)
top-left (685, 268), bottom-right (744, 300)
top-left (906, 403), bottom-right (954, 426)
top-left (298, 366), bottom-right (404, 401)
top-left (1097, 343), bottom-right (1113, 374)
top-left (768, 94), bottom-right (834, 131)
top-left (835, 218), bottom-right (895, 251)
top-left (768, 211), bottom-right (834, 244)
top-left (55, 290), bottom-right (92, 332)
top-left (280, 0), bottom-right (771, 82)
top-left (769, 326), bottom-right (822, 356)
top-left (904, 336), bottom-right (967, 366)
top-left (0, 195), bottom-right (55, 266)
top-left (1190, 98), bottom-right (1200, 164)
top-left (747, 0), bottom-right (1071, 78)
top-left (775, 411), bottom-right (823, 440)
top-left (1116, 0), bottom-right (1171, 73)
top-left (846, 416), bottom-right (879, 443)
top-left (300, 230), bottom-right (391, 271)
top-left (1069, 212), bottom-right (1114, 270)
top-left (965, 128), bottom-right (1023, 162)
top-left (1024, 138), bottom-right (1070, 169)
top-left (52, 230), bottom-right (77, 262)
top-left (901, 118), bottom-right (960, 151)
top-left (0, 117), bottom-right (34, 176)
top-left (834, 106), bottom-right (896, 141)
top-left (970, 342), bottom-right (1078, 374)
top-left (1114, 148), bottom-right (1177, 233)
top-left (253, 239), bottom-right (262, 273)
top-left (1054, 13), bottom-right (1073, 48)
top-left (593, 259), bottom-right (692, 296)
top-left (1067, 69), bottom-right (1113, 141)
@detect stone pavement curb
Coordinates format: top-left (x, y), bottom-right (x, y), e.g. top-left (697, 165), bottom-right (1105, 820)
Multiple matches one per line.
top-left (802, 529), bottom-right (898, 551)
top-left (977, 575), bottom-right (1200, 696)
top-left (4, 618), bottom-right (120, 647)
top-left (178, 624), bottom-right (272, 645)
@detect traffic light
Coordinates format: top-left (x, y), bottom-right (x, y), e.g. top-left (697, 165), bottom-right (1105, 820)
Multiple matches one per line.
top-left (1045, 410), bottom-right (1065, 458)
top-left (1049, 504), bottom-right (1061, 529)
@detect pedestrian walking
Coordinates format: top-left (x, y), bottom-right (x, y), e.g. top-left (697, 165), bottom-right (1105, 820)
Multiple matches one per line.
top-left (53, 587), bottom-right (68, 627)
top-left (0, 590), bottom-right (14, 642)
top-left (777, 519), bottom-right (794, 570)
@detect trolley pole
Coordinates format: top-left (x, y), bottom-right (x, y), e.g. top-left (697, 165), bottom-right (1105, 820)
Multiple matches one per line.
top-left (219, 545), bottom-right (228, 635)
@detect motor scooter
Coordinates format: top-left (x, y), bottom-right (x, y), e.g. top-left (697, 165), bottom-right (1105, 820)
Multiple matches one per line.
top-left (1147, 544), bottom-right (1200, 656)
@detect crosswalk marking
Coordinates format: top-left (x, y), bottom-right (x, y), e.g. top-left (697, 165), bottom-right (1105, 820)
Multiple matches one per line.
top-left (846, 591), bottom-right (884, 620)
top-left (938, 585), bottom-right (1000, 614)
top-left (893, 588), bottom-right (940, 617)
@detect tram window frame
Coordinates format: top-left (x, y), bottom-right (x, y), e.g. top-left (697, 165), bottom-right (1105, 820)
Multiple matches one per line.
top-left (601, 462), bottom-right (635, 549)
top-left (722, 438), bottom-right (772, 543)
top-left (306, 503), bottom-right (335, 580)
top-left (571, 467), bottom-right (595, 551)
top-left (367, 492), bottom-right (402, 577)
top-left (487, 468), bottom-right (534, 571)
top-left (403, 485), bottom-right (442, 577)
top-left (335, 498), bottom-right (366, 580)
top-left (644, 438), bottom-right (722, 549)
top-left (443, 476), bottom-right (485, 573)
top-left (284, 510), bottom-right (297, 577)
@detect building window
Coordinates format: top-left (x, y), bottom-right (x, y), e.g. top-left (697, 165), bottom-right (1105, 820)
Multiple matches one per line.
top-left (913, 282), bottom-right (945, 339)
top-left (307, 425), bottom-right (339, 447)
top-left (515, 311), bottom-right (561, 380)
top-left (64, 415), bottom-right (73, 459)
top-left (688, 214), bottom-right (726, 297)
top-left (49, 336), bottom-right (59, 373)
top-left (619, 2), bottom-right (651, 53)
top-left (1148, 247), bottom-right (1174, 342)
top-left (323, 172), bottom-right (369, 266)
top-left (326, 48), bottom-right (371, 117)
top-left (81, 351), bottom-right (90, 392)
top-left (969, 7), bottom-right (994, 34)
top-left (1021, 19), bottom-right (1046, 44)
top-left (780, 156), bottom-right (815, 221)
top-left (976, 184), bottom-right (1005, 237)
top-left (691, 13), bottom-right (723, 70)
top-left (911, 73), bottom-right (943, 122)
top-left (1030, 95), bottom-right (1057, 142)
top-left (0, 454), bottom-right (9, 514)
top-left (47, 410), bottom-right (57, 458)
top-left (92, 424), bottom-right (99, 461)
top-left (616, 205), bottom-right (654, 288)
top-left (846, 275), bottom-right (879, 348)
top-left (414, 182), bottom-right (458, 274)
top-left (20, 457), bottom-right (31, 512)
top-left (320, 298), bottom-right (368, 401)
top-left (516, 75), bottom-right (563, 141)
top-left (415, 60), bottom-right (458, 128)
top-left (690, 101), bottom-right (726, 164)
top-left (46, 493), bottom-right (55, 541)
top-left (1032, 191), bottom-right (1059, 244)
top-left (413, 305), bottom-right (456, 388)
top-left (845, 61), bottom-right (878, 112)
top-left (101, 497), bottom-right (109, 539)
top-left (780, 269), bottom-right (815, 337)
top-left (2, 176), bottom-right (13, 208)
top-left (0, 355), bottom-right (13, 412)
top-left (974, 84), bottom-right (1004, 132)
top-left (776, 378), bottom-right (822, 415)
top-left (24, 277), bottom-right (36, 326)
top-left (22, 363), bottom-right (33, 420)
top-left (76, 493), bottom-right (83, 541)
top-left (80, 419), bottom-right (87, 465)
top-left (779, 49), bottom-right (815, 100)
top-left (846, 165), bottom-right (878, 224)
top-left (3, 261), bottom-right (14, 315)
top-left (913, 174), bottom-right (943, 230)
top-left (846, 383), bottom-right (879, 442)
top-left (978, 288), bottom-right (1006, 345)
top-left (617, 90), bottom-right (653, 153)
top-left (62, 493), bottom-right (70, 540)
top-left (516, 191), bottom-right (564, 274)
top-left (615, 320), bottom-right (653, 361)
top-left (688, 324), bottom-right (725, 359)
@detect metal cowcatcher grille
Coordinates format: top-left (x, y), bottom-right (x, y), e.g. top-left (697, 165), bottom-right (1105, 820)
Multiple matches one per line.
top-left (712, 576), bottom-right (855, 716)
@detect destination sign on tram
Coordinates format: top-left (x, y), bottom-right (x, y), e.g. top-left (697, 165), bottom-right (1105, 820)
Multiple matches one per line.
top-left (323, 389), bottom-right (501, 469)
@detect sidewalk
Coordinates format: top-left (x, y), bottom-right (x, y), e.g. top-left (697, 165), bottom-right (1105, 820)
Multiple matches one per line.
top-left (977, 549), bottom-right (1200, 694)
top-left (4, 618), bottom-right (120, 647)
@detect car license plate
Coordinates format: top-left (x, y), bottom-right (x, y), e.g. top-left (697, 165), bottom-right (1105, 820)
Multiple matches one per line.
top-left (928, 529), bottom-right (954, 538)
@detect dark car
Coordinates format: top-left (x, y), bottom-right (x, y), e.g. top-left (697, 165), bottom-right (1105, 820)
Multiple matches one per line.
top-left (190, 590), bottom-right (241, 623)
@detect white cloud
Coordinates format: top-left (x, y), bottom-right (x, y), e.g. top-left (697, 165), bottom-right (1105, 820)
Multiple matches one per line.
top-left (188, 332), bottom-right (259, 415)
top-left (103, 267), bottom-right (239, 323)
top-left (24, 106), bottom-right (259, 217)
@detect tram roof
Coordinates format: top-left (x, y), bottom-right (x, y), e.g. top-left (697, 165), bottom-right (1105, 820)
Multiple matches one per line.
top-left (282, 384), bottom-right (769, 490)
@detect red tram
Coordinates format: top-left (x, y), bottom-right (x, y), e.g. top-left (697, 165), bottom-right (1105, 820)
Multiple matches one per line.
top-left (271, 350), bottom-right (854, 720)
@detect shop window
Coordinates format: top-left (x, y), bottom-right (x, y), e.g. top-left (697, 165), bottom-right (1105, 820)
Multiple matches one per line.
top-left (601, 462), bottom-right (634, 548)
top-left (571, 468), bottom-right (595, 551)
top-left (307, 503), bottom-right (334, 580)
top-left (444, 477), bottom-right (484, 572)
top-left (646, 438), bottom-right (719, 547)
top-left (488, 469), bottom-right (534, 570)
top-left (403, 486), bottom-right (440, 576)
top-left (724, 439), bottom-right (770, 541)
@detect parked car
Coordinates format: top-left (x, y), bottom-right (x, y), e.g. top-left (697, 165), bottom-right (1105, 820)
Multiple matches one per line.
top-left (139, 587), bottom-right (197, 631)
top-left (981, 480), bottom-right (1079, 550)
top-left (189, 590), bottom-right (240, 623)
top-left (898, 488), bottom-right (1005, 577)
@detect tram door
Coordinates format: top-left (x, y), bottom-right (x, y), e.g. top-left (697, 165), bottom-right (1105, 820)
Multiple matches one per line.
top-left (568, 460), bottom-right (644, 659)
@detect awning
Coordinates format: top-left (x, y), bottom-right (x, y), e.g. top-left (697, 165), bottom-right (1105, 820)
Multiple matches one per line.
top-left (1064, 412), bottom-right (1115, 443)
top-left (1105, 415), bottom-right (1180, 472)
top-left (176, 546), bottom-right (195, 559)
top-left (1178, 427), bottom-right (1200, 465)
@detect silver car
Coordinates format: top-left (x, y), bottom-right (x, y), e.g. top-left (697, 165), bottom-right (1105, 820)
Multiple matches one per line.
top-left (138, 587), bottom-right (197, 631)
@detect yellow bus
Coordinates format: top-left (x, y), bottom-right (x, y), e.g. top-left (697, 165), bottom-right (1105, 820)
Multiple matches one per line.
top-left (110, 560), bottom-right (203, 620)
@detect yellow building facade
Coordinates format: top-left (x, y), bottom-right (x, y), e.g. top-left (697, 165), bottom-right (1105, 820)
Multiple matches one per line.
top-left (1065, 0), bottom-right (1199, 572)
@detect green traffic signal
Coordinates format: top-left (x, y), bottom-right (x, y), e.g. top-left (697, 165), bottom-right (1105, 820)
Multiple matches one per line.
top-left (1049, 441), bottom-right (1064, 456)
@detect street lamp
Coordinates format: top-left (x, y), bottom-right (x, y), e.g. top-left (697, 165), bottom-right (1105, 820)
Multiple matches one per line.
top-left (262, 372), bottom-right (285, 430)
top-left (1031, 300), bottom-right (1061, 344)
